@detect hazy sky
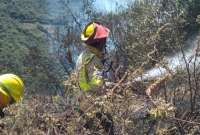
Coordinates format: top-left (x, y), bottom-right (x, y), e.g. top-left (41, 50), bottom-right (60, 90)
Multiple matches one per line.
top-left (94, 0), bottom-right (130, 12)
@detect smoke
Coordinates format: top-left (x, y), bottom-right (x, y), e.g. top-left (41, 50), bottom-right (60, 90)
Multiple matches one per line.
top-left (136, 33), bottom-right (200, 81)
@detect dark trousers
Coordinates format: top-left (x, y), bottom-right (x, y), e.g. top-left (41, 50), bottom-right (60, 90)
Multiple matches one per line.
top-left (0, 109), bottom-right (4, 118)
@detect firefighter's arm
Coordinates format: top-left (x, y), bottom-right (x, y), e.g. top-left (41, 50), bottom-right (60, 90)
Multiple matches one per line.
top-left (79, 57), bottom-right (104, 91)
top-left (79, 65), bottom-right (103, 91)
top-left (79, 64), bottom-right (91, 91)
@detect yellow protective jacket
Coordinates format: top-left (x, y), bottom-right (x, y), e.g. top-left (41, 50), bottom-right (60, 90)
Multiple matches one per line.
top-left (76, 50), bottom-right (104, 92)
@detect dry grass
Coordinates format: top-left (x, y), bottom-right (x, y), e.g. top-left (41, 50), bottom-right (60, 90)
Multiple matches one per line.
top-left (0, 68), bottom-right (200, 135)
top-left (0, 70), bottom-right (177, 135)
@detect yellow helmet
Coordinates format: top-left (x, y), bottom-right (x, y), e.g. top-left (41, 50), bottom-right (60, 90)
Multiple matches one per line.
top-left (81, 22), bottom-right (95, 41)
top-left (0, 74), bottom-right (24, 103)
top-left (81, 22), bottom-right (110, 45)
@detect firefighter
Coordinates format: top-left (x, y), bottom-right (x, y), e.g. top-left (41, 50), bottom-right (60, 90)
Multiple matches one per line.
top-left (0, 74), bottom-right (24, 117)
top-left (76, 22), bottom-right (110, 92)
top-left (76, 22), bottom-right (114, 135)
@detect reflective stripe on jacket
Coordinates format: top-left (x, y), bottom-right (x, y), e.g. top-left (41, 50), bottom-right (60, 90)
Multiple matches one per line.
top-left (76, 50), bottom-right (104, 92)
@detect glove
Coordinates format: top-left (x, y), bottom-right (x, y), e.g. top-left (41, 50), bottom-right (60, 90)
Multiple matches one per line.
top-left (105, 82), bottom-right (114, 87)
top-left (148, 107), bottom-right (167, 119)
